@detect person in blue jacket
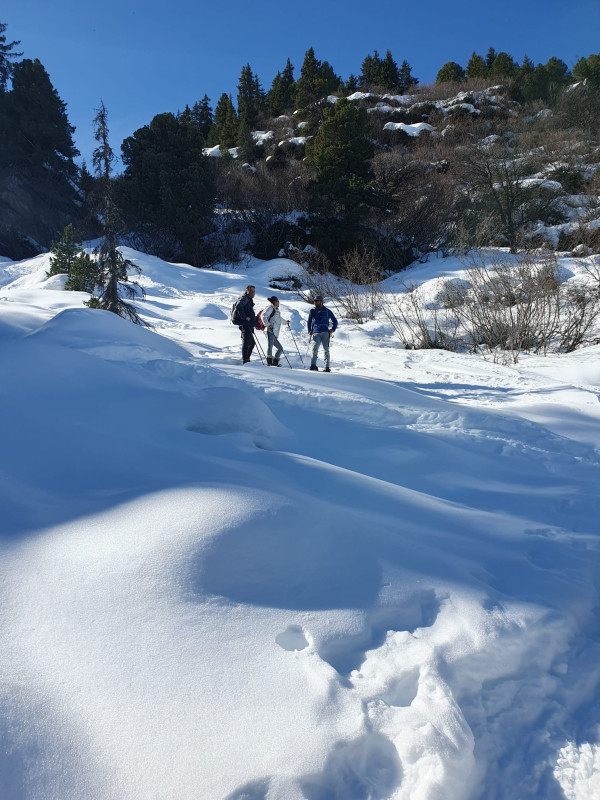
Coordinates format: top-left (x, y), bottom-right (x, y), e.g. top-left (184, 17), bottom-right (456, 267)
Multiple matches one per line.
top-left (307, 295), bottom-right (338, 372)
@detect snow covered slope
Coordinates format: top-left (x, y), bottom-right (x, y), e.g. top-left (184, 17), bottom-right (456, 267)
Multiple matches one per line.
top-left (0, 249), bottom-right (599, 800)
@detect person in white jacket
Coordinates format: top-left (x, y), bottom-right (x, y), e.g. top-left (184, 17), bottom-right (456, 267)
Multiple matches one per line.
top-left (262, 296), bottom-right (289, 366)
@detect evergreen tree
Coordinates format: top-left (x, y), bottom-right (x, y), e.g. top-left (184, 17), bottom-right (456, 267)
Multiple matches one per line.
top-left (5, 59), bottom-right (78, 175)
top-left (236, 113), bottom-right (256, 163)
top-left (0, 22), bottom-right (21, 89)
top-left (268, 58), bottom-right (295, 115)
top-left (344, 74), bottom-right (360, 94)
top-left (294, 47), bottom-right (340, 110)
top-left (520, 55), bottom-right (535, 77)
top-left (90, 102), bottom-right (143, 323)
top-left (573, 52), bottom-right (600, 88)
top-left (485, 47), bottom-right (497, 70)
top-left (47, 223), bottom-right (97, 292)
top-left (208, 93), bottom-right (238, 147)
top-left (359, 51), bottom-right (379, 89)
top-left (195, 95), bottom-right (214, 140)
top-left (181, 95), bottom-right (213, 141)
top-left (306, 97), bottom-right (374, 220)
top-left (489, 52), bottom-right (517, 79)
top-left (222, 96), bottom-right (239, 149)
top-left (466, 52), bottom-right (488, 80)
top-left (47, 223), bottom-right (80, 277)
top-left (179, 96), bottom-right (213, 142)
top-left (120, 111), bottom-right (215, 265)
top-left (398, 60), bottom-right (418, 92)
top-left (524, 63), bottom-right (551, 102)
top-left (436, 61), bottom-right (465, 82)
top-left (65, 251), bottom-right (97, 293)
top-left (237, 64), bottom-right (265, 129)
top-left (380, 50), bottom-right (401, 91)
top-left (544, 56), bottom-right (571, 101)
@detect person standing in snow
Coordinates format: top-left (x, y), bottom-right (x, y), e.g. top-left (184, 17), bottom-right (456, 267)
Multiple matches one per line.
top-left (262, 295), bottom-right (289, 366)
top-left (233, 285), bottom-right (259, 364)
top-left (307, 295), bottom-right (337, 372)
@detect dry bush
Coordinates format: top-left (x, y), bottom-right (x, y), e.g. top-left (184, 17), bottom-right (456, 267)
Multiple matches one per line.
top-left (292, 246), bottom-right (383, 324)
top-left (383, 251), bottom-right (600, 361)
top-left (370, 147), bottom-right (458, 259)
top-left (381, 280), bottom-right (460, 350)
top-left (330, 247), bottom-right (383, 323)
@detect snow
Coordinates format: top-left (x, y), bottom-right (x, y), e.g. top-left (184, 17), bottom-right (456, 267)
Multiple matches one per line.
top-left (253, 130), bottom-right (274, 145)
top-left (383, 121), bottom-right (435, 136)
top-left (0, 248), bottom-right (599, 800)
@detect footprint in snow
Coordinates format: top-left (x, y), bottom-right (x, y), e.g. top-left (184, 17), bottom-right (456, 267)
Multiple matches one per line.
top-left (276, 625), bottom-right (309, 652)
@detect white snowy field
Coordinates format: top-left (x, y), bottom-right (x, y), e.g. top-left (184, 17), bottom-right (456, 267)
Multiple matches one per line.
top-left (0, 248), bottom-right (599, 800)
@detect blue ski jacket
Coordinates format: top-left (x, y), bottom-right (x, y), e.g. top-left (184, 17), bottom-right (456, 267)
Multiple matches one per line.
top-left (307, 306), bottom-right (338, 334)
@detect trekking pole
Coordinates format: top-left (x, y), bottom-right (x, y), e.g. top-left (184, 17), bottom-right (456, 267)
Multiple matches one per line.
top-left (304, 336), bottom-right (311, 368)
top-left (252, 330), bottom-right (266, 365)
top-left (288, 327), bottom-right (305, 369)
top-left (282, 351), bottom-right (293, 369)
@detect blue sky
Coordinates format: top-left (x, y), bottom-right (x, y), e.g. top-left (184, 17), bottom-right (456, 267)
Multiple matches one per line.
top-left (3, 0), bottom-right (599, 167)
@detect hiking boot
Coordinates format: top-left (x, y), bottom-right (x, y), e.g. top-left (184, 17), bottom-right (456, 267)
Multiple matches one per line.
top-left (324, 367), bottom-right (331, 372)
top-left (266, 356), bottom-right (273, 366)
top-left (310, 365), bottom-right (318, 371)
top-left (272, 358), bottom-right (280, 367)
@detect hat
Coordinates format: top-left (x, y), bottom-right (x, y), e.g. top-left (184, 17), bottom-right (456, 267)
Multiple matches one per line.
top-left (315, 295), bottom-right (323, 302)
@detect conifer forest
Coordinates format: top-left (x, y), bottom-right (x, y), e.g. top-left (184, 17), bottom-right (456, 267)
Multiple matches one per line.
top-left (1, 22), bottom-right (600, 276)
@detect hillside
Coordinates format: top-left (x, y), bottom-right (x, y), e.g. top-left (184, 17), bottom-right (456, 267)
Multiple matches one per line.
top-left (0, 247), bottom-right (599, 800)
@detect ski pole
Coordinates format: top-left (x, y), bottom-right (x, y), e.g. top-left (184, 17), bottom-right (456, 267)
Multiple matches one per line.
top-left (288, 327), bottom-right (305, 369)
top-left (304, 335), bottom-right (312, 368)
top-left (252, 330), bottom-right (266, 364)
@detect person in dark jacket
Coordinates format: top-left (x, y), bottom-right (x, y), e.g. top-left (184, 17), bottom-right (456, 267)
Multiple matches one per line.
top-left (307, 295), bottom-right (337, 372)
top-left (233, 285), bottom-right (259, 363)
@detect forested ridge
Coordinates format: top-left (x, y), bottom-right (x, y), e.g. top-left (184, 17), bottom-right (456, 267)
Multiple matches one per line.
top-left (1, 22), bottom-right (600, 274)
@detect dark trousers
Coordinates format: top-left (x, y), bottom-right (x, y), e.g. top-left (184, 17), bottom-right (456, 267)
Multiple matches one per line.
top-left (241, 325), bottom-right (255, 362)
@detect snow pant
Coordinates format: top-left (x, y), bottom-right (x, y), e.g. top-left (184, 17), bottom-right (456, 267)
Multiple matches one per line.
top-left (266, 330), bottom-right (284, 359)
top-left (310, 332), bottom-right (330, 369)
top-left (241, 325), bottom-right (255, 363)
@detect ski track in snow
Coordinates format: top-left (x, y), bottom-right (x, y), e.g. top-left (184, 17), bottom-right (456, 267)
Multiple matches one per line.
top-left (0, 249), bottom-right (599, 800)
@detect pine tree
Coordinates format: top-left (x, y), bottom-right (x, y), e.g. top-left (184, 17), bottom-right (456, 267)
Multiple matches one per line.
top-left (194, 95), bottom-right (213, 140)
top-left (380, 50), bottom-right (401, 91)
top-left (573, 52), bottom-right (600, 88)
top-left (466, 52), bottom-right (488, 80)
top-left (47, 223), bottom-right (80, 277)
top-left (359, 51), bottom-right (379, 89)
top-left (237, 64), bottom-right (265, 130)
top-left (544, 57), bottom-right (570, 101)
top-left (222, 96), bottom-right (239, 149)
top-left (520, 55), bottom-right (535, 77)
top-left (294, 47), bottom-right (340, 110)
top-left (65, 251), bottom-right (97, 293)
top-left (436, 62), bottom-right (465, 83)
top-left (306, 97), bottom-right (374, 220)
top-left (344, 74), bottom-right (359, 94)
top-left (208, 93), bottom-right (238, 148)
top-left (485, 48), bottom-right (497, 70)
top-left (398, 60), bottom-right (418, 92)
top-left (268, 58), bottom-right (295, 115)
top-left (6, 59), bottom-right (78, 175)
top-left (89, 102), bottom-right (143, 323)
top-left (120, 111), bottom-right (215, 265)
top-left (489, 52), bottom-right (518, 79)
top-left (236, 113), bottom-right (256, 163)
top-left (0, 22), bottom-right (21, 89)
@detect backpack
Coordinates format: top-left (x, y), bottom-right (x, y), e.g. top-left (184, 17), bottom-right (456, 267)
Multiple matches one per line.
top-left (230, 301), bottom-right (242, 326)
top-left (256, 310), bottom-right (266, 331)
